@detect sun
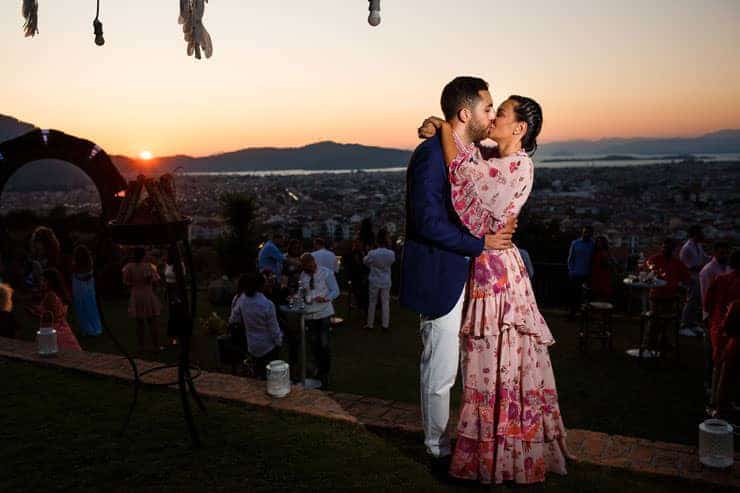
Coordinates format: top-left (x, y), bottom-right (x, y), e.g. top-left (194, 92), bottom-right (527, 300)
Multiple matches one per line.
top-left (139, 150), bottom-right (153, 160)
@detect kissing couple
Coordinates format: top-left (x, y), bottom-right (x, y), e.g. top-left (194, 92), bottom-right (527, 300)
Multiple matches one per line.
top-left (400, 76), bottom-right (571, 485)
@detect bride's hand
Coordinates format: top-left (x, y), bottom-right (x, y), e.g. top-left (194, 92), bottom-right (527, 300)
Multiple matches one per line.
top-left (417, 116), bottom-right (445, 139)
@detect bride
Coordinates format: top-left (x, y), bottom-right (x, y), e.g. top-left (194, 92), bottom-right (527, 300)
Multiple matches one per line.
top-left (419, 95), bottom-right (570, 484)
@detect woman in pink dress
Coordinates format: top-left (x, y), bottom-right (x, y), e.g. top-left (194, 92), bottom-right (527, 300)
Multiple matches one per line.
top-left (28, 268), bottom-right (82, 351)
top-left (122, 247), bottom-right (162, 352)
top-left (422, 96), bottom-right (569, 484)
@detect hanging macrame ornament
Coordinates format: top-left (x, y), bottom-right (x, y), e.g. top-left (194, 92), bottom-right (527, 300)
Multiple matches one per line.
top-left (22, 0), bottom-right (39, 37)
top-left (178, 0), bottom-right (213, 60)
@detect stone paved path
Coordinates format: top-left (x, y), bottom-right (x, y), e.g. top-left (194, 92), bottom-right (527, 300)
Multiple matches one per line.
top-left (2, 336), bottom-right (739, 488)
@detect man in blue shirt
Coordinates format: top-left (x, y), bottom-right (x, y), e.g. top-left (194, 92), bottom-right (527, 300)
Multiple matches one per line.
top-left (567, 226), bottom-right (595, 319)
top-left (258, 233), bottom-right (285, 278)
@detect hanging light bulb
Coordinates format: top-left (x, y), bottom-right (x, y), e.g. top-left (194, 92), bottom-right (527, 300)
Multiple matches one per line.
top-left (368, 0), bottom-right (381, 27)
top-left (93, 0), bottom-right (104, 46)
top-left (93, 19), bottom-right (104, 46)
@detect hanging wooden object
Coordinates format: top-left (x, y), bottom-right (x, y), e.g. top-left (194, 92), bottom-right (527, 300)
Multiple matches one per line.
top-left (110, 174), bottom-right (189, 245)
top-left (22, 0), bottom-right (39, 37)
top-left (178, 0), bottom-right (213, 60)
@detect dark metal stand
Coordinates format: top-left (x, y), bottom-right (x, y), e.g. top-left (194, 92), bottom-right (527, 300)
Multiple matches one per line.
top-left (104, 219), bottom-right (206, 447)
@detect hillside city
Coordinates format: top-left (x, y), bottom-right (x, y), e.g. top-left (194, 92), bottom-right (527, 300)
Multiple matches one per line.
top-left (1, 158), bottom-right (738, 263)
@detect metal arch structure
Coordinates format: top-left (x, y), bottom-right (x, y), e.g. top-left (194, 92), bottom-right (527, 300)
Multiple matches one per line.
top-left (0, 128), bottom-right (126, 220)
top-left (0, 129), bottom-right (205, 446)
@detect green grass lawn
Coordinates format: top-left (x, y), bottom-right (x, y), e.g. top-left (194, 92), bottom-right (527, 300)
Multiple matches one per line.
top-left (1, 358), bottom-right (735, 493)
top-left (12, 290), bottom-right (714, 446)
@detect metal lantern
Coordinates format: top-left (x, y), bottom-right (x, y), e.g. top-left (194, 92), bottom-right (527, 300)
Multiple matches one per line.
top-left (266, 360), bottom-right (290, 398)
top-left (37, 311), bottom-right (58, 356)
top-left (699, 419), bottom-right (734, 468)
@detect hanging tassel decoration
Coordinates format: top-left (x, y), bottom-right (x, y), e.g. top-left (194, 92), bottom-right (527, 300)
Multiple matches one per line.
top-left (22, 0), bottom-right (39, 37)
top-left (178, 0), bottom-right (213, 60)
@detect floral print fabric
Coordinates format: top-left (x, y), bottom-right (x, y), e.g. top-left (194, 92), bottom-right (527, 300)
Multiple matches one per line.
top-left (448, 149), bottom-right (569, 484)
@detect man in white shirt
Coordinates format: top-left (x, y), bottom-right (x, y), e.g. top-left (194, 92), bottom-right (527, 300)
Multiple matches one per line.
top-left (679, 225), bottom-right (710, 335)
top-left (299, 253), bottom-right (340, 389)
top-left (311, 238), bottom-right (339, 273)
top-left (363, 237), bottom-right (396, 331)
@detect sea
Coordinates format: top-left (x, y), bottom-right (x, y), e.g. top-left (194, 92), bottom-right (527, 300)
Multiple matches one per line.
top-left (181, 153), bottom-right (740, 178)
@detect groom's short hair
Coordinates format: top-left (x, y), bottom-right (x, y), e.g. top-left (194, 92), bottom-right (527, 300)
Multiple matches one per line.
top-left (441, 76), bottom-right (489, 121)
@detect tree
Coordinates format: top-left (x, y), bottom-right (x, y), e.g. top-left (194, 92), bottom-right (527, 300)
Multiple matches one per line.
top-left (215, 192), bottom-right (260, 277)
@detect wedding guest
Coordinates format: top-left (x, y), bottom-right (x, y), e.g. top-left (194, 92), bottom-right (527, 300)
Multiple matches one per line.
top-left (646, 238), bottom-right (690, 310)
top-left (71, 245), bottom-right (103, 337)
top-left (0, 283), bottom-right (18, 338)
top-left (699, 241), bottom-right (732, 398)
top-left (359, 218), bottom-right (375, 251)
top-left (28, 268), bottom-right (81, 350)
top-left (311, 237), bottom-right (339, 273)
top-left (590, 236), bottom-right (614, 302)
top-left (299, 253), bottom-right (339, 389)
top-left (363, 234), bottom-right (396, 331)
top-left (705, 250), bottom-right (740, 416)
top-left (700, 241), bottom-right (731, 319)
top-left (30, 226), bottom-right (61, 288)
top-left (122, 247), bottom-right (162, 352)
top-left (645, 240), bottom-right (690, 352)
top-left (282, 239), bottom-right (303, 292)
top-left (518, 247), bottom-right (535, 281)
top-left (567, 226), bottom-right (595, 318)
top-left (258, 233), bottom-right (286, 278)
top-left (347, 238), bottom-right (369, 312)
top-left (680, 225), bottom-right (710, 335)
top-left (164, 245), bottom-right (188, 343)
top-left (229, 272), bottom-right (283, 379)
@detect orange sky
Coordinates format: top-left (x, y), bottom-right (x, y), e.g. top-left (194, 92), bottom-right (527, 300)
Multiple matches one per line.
top-left (2, 1), bottom-right (739, 157)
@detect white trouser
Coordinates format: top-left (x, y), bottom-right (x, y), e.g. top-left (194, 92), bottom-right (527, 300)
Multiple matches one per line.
top-left (367, 285), bottom-right (390, 328)
top-left (419, 287), bottom-right (465, 458)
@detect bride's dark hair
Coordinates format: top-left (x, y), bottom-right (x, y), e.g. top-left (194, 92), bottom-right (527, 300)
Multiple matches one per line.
top-left (508, 95), bottom-right (543, 156)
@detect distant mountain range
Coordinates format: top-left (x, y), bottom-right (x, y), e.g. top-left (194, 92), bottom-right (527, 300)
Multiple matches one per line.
top-left (539, 129), bottom-right (740, 156)
top-left (1, 113), bottom-right (739, 188)
top-left (110, 141), bottom-right (412, 175)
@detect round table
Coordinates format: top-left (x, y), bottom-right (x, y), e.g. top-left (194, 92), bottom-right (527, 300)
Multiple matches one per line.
top-left (623, 277), bottom-right (667, 312)
top-left (623, 277), bottom-right (668, 359)
top-left (279, 303), bottom-right (322, 389)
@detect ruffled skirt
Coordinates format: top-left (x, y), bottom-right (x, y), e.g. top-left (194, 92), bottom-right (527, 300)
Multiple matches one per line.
top-left (450, 248), bottom-right (568, 484)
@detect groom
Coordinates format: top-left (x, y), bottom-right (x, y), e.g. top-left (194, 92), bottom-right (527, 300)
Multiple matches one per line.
top-left (400, 76), bottom-right (515, 463)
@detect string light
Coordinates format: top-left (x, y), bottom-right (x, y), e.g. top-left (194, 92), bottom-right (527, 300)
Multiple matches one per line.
top-left (368, 0), bottom-right (381, 27)
top-left (93, 0), bottom-right (104, 46)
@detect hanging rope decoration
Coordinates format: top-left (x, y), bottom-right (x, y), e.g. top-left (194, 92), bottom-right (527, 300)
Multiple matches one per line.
top-left (22, 0), bottom-right (39, 37)
top-left (178, 0), bottom-right (213, 60)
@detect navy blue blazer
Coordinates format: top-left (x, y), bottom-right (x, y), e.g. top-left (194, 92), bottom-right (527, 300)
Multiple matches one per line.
top-left (400, 134), bottom-right (484, 319)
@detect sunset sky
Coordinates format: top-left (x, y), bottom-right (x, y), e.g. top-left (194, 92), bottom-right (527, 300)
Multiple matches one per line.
top-left (1, 0), bottom-right (739, 157)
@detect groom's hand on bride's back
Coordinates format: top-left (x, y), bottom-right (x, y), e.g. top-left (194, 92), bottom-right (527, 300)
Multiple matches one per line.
top-left (484, 217), bottom-right (518, 250)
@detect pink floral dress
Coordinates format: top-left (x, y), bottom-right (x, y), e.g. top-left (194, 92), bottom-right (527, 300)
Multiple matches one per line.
top-left (448, 148), bottom-right (569, 484)
top-left (37, 291), bottom-right (82, 351)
